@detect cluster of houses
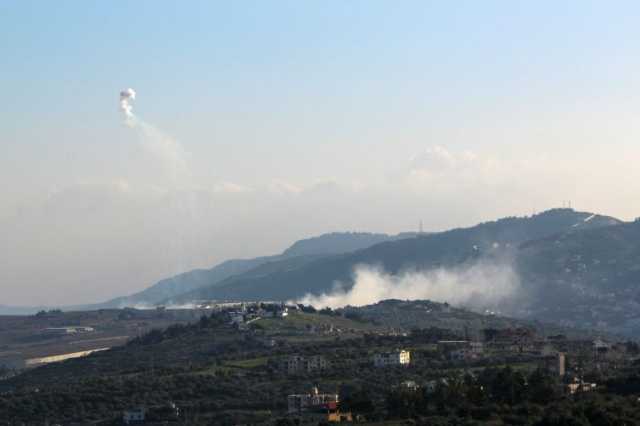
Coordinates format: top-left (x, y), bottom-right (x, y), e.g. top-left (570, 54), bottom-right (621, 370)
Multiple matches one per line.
top-left (365, 333), bottom-right (613, 399)
top-left (224, 302), bottom-right (296, 328)
top-left (373, 349), bottom-right (411, 367)
top-left (282, 350), bottom-right (412, 373)
top-left (414, 329), bottom-right (628, 370)
top-left (271, 326), bottom-right (625, 423)
top-left (433, 340), bottom-right (484, 361)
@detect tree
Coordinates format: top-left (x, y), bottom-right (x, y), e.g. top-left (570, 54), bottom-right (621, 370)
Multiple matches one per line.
top-left (528, 369), bottom-right (559, 404)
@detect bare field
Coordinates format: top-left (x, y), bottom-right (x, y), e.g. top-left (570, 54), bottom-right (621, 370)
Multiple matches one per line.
top-left (0, 308), bottom-right (211, 369)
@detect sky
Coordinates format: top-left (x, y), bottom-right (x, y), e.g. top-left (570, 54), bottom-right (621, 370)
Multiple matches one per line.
top-left (1, 1), bottom-right (640, 306)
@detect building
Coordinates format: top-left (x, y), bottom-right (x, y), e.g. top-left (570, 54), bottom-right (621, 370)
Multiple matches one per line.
top-left (288, 387), bottom-right (339, 414)
top-left (544, 352), bottom-right (566, 377)
top-left (438, 341), bottom-right (483, 361)
top-left (470, 341), bottom-right (484, 355)
top-left (327, 408), bottom-right (353, 422)
top-left (373, 350), bottom-right (411, 367)
top-left (400, 380), bottom-right (419, 391)
top-left (284, 355), bottom-right (304, 373)
top-left (43, 326), bottom-right (95, 336)
top-left (123, 407), bottom-right (145, 424)
top-left (283, 355), bottom-right (329, 374)
top-left (593, 339), bottom-right (611, 358)
top-left (540, 352), bottom-right (565, 377)
top-left (566, 379), bottom-right (597, 395)
top-left (306, 355), bottom-right (328, 371)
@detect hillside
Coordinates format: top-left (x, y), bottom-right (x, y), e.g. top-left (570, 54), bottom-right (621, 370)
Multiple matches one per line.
top-left (170, 209), bottom-right (621, 303)
top-left (281, 231), bottom-right (418, 257)
top-left (0, 308), bottom-right (211, 370)
top-left (338, 299), bottom-right (597, 339)
top-left (514, 219), bottom-right (640, 335)
top-left (1, 299), bottom-right (611, 424)
top-left (5, 299), bottom-right (593, 388)
top-left (95, 231), bottom-right (411, 308)
top-left (98, 257), bottom-right (277, 308)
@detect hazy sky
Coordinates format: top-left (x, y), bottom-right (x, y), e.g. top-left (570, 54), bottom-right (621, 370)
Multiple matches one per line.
top-left (2, 1), bottom-right (640, 306)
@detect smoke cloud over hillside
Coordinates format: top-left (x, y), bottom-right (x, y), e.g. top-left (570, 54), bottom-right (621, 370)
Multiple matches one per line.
top-left (298, 261), bottom-right (521, 312)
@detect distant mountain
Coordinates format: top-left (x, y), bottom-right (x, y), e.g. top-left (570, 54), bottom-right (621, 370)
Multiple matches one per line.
top-left (95, 231), bottom-right (414, 308)
top-left (95, 257), bottom-right (275, 308)
top-left (282, 232), bottom-right (417, 257)
top-left (170, 209), bottom-right (621, 303)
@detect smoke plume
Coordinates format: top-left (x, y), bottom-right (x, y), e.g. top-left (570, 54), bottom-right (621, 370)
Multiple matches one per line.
top-left (298, 261), bottom-right (521, 312)
top-left (118, 88), bottom-right (190, 183)
top-left (119, 88), bottom-right (136, 124)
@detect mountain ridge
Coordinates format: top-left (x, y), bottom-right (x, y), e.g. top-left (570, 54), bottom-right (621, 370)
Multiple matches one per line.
top-left (92, 231), bottom-right (419, 309)
top-left (168, 208), bottom-right (622, 304)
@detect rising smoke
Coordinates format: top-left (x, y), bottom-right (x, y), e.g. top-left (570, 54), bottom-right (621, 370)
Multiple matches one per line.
top-left (298, 260), bottom-right (521, 312)
top-left (119, 88), bottom-right (136, 124)
top-left (118, 88), bottom-right (190, 184)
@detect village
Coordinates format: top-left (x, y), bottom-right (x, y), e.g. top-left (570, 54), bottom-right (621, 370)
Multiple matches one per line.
top-left (111, 302), bottom-right (640, 424)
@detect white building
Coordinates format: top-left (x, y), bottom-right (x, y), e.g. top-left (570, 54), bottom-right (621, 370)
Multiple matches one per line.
top-left (288, 387), bottom-right (338, 414)
top-left (373, 350), bottom-right (411, 367)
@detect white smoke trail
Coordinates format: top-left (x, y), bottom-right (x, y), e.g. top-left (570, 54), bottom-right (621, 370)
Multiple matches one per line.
top-left (135, 121), bottom-right (190, 183)
top-left (298, 261), bottom-right (521, 311)
top-left (116, 87), bottom-right (195, 285)
top-left (118, 88), bottom-right (190, 183)
top-left (119, 88), bottom-right (136, 126)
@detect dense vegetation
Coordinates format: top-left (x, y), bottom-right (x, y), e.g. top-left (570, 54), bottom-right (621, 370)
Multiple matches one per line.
top-left (381, 367), bottom-right (640, 425)
top-left (1, 306), bottom-right (638, 425)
